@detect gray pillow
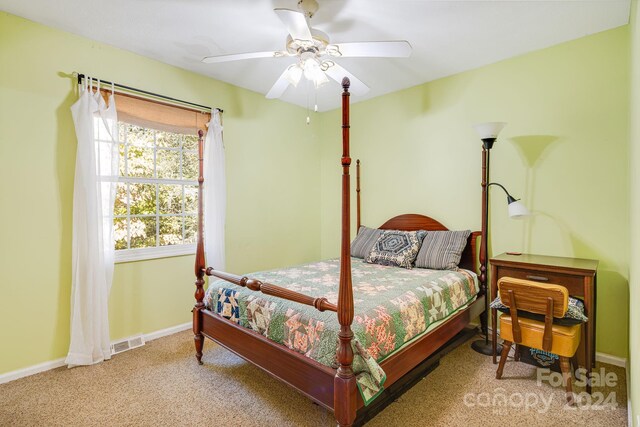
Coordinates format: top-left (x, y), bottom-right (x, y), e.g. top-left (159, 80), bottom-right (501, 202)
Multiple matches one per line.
top-left (365, 230), bottom-right (427, 269)
top-left (351, 226), bottom-right (383, 258)
top-left (415, 230), bottom-right (471, 270)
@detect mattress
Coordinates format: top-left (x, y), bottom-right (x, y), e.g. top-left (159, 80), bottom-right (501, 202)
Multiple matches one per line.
top-left (204, 257), bottom-right (478, 404)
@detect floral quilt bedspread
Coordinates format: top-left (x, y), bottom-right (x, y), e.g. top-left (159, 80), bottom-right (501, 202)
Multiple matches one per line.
top-left (204, 257), bottom-right (478, 405)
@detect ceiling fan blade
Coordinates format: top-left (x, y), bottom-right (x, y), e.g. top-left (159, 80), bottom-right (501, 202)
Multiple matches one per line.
top-left (274, 8), bottom-right (312, 41)
top-left (324, 63), bottom-right (369, 96)
top-left (266, 68), bottom-right (291, 99)
top-left (202, 51), bottom-right (288, 64)
top-left (327, 41), bottom-right (412, 58)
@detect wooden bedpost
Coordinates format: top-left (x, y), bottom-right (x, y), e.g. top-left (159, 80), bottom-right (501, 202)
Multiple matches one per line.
top-left (194, 129), bottom-right (206, 365)
top-left (335, 77), bottom-right (357, 427)
top-left (356, 159), bottom-right (361, 231)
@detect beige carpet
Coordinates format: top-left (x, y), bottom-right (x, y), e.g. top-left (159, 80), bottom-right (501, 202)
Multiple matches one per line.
top-left (0, 331), bottom-right (627, 427)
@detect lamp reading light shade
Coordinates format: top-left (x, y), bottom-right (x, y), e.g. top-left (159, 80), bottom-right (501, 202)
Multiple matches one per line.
top-left (507, 198), bottom-right (530, 219)
top-left (490, 183), bottom-right (530, 219)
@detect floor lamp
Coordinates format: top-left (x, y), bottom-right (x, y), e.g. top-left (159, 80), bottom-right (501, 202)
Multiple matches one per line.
top-left (470, 122), bottom-right (529, 356)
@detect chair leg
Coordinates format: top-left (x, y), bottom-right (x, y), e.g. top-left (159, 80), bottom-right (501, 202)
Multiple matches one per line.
top-left (559, 356), bottom-right (575, 406)
top-left (514, 343), bottom-right (520, 361)
top-left (496, 340), bottom-right (512, 379)
top-left (571, 354), bottom-right (580, 376)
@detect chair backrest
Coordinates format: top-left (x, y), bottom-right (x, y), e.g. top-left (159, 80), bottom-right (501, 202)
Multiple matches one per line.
top-left (497, 277), bottom-right (570, 352)
top-left (498, 277), bottom-right (568, 317)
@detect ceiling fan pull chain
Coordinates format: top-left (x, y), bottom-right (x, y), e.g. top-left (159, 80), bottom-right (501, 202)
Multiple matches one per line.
top-left (314, 89), bottom-right (318, 113)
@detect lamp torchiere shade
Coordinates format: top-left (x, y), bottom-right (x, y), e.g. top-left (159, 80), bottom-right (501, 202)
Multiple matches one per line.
top-left (474, 122), bottom-right (507, 149)
top-left (474, 122), bottom-right (507, 139)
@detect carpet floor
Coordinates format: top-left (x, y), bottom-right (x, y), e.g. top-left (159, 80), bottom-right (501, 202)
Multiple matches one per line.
top-left (0, 330), bottom-right (627, 426)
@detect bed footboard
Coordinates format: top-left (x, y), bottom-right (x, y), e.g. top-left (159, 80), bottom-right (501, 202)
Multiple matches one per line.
top-left (204, 268), bottom-right (337, 312)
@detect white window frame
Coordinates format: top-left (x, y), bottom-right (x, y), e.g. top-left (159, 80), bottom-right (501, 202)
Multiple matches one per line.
top-left (113, 123), bottom-right (199, 263)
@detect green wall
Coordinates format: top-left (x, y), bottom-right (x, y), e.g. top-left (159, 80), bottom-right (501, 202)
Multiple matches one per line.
top-left (629, 0), bottom-right (639, 424)
top-left (319, 27), bottom-right (630, 358)
top-left (0, 12), bottom-right (322, 374)
top-left (0, 10), bottom-right (633, 378)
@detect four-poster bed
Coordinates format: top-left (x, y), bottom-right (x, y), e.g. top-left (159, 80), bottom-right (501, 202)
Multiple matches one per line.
top-left (193, 78), bottom-right (486, 426)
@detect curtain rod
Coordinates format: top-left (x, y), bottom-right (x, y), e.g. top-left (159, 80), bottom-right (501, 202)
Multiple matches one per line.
top-left (75, 73), bottom-right (222, 114)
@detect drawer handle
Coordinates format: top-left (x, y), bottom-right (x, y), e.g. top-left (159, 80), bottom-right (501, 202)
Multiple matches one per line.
top-left (526, 275), bottom-right (549, 282)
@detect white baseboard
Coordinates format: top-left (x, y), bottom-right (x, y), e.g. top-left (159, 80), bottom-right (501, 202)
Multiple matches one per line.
top-left (595, 351), bottom-right (627, 368)
top-left (143, 322), bottom-right (191, 342)
top-left (0, 357), bottom-right (67, 385)
top-left (0, 321), bottom-right (192, 385)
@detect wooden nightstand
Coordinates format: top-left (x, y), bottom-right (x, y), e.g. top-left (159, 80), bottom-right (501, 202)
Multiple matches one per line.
top-left (490, 253), bottom-right (598, 392)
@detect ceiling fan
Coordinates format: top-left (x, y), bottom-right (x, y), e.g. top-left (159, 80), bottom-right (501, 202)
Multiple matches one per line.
top-left (201, 0), bottom-right (412, 99)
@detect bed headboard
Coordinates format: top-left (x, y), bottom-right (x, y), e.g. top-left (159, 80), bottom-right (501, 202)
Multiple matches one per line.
top-left (378, 214), bottom-right (481, 273)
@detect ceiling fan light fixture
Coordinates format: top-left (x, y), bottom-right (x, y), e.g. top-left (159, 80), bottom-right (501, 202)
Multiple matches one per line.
top-left (313, 71), bottom-right (329, 88)
top-left (285, 64), bottom-right (303, 87)
top-left (302, 58), bottom-right (328, 87)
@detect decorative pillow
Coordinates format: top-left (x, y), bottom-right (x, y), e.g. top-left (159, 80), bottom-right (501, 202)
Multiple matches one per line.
top-left (365, 230), bottom-right (426, 269)
top-left (351, 226), bottom-right (383, 259)
top-left (414, 230), bottom-right (471, 270)
top-left (490, 296), bottom-right (588, 326)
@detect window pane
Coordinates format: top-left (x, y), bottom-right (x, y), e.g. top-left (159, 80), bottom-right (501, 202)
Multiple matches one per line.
top-left (130, 216), bottom-right (156, 248)
top-left (157, 148), bottom-right (180, 179)
top-left (114, 217), bottom-right (128, 250)
top-left (114, 119), bottom-right (205, 254)
top-left (183, 134), bottom-right (198, 151)
top-left (118, 123), bottom-right (127, 143)
top-left (156, 131), bottom-right (181, 148)
top-left (184, 185), bottom-right (198, 213)
top-left (185, 215), bottom-right (197, 244)
top-left (182, 152), bottom-right (198, 180)
top-left (118, 144), bottom-right (126, 176)
top-left (159, 184), bottom-right (182, 214)
top-left (127, 146), bottom-right (154, 178)
top-left (159, 216), bottom-right (183, 246)
top-left (127, 125), bottom-right (154, 147)
top-left (129, 183), bottom-right (156, 215)
top-left (114, 182), bottom-right (128, 216)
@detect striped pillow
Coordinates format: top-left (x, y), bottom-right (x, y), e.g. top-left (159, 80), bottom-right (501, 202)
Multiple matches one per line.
top-left (415, 230), bottom-right (471, 270)
top-left (350, 226), bottom-right (383, 258)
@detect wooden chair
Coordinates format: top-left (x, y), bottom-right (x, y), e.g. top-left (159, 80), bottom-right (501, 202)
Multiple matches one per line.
top-left (495, 277), bottom-right (581, 404)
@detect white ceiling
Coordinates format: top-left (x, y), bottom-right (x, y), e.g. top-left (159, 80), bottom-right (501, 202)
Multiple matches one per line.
top-left (0, 0), bottom-right (630, 111)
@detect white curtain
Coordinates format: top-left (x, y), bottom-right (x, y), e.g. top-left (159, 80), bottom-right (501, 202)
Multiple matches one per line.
top-left (66, 79), bottom-right (119, 366)
top-left (203, 110), bottom-right (226, 270)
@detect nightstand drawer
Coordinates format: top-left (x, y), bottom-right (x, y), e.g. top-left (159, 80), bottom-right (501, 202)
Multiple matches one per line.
top-left (496, 267), bottom-right (584, 295)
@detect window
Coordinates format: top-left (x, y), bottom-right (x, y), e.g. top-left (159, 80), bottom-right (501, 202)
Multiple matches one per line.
top-left (108, 92), bottom-right (210, 262)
